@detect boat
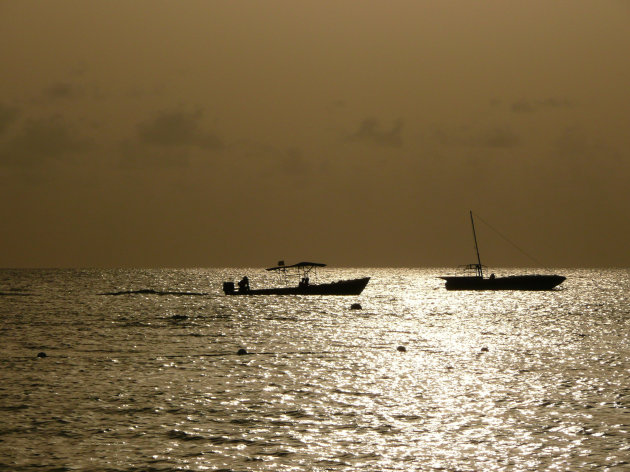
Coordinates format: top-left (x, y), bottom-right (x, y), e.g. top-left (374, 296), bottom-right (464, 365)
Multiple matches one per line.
top-left (441, 212), bottom-right (565, 290)
top-left (222, 261), bottom-right (370, 295)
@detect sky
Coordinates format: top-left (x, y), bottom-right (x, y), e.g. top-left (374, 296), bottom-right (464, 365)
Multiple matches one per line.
top-left (1, 0), bottom-right (629, 268)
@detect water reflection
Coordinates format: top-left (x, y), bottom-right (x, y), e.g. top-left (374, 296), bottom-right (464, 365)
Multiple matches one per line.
top-left (1, 268), bottom-right (630, 470)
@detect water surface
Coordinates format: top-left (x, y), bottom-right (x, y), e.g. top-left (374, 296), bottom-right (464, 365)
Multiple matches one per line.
top-left (1, 268), bottom-right (629, 471)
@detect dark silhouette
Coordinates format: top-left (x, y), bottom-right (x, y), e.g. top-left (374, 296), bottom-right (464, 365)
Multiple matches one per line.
top-left (100, 288), bottom-right (207, 296)
top-left (223, 262), bottom-right (369, 296)
top-left (441, 211), bottom-right (565, 290)
top-left (238, 276), bottom-right (250, 293)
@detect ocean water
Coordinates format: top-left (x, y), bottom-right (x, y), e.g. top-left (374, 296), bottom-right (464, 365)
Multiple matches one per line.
top-left (1, 268), bottom-right (629, 471)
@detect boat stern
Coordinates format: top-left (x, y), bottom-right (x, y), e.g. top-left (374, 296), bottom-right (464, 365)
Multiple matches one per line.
top-left (222, 281), bottom-right (235, 295)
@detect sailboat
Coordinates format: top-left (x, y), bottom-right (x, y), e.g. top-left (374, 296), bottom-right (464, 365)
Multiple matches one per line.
top-left (440, 212), bottom-right (565, 290)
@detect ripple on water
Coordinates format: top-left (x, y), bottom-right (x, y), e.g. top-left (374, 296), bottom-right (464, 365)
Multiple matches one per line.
top-left (1, 268), bottom-right (630, 471)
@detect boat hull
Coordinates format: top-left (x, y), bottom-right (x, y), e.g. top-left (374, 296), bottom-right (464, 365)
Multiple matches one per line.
top-left (223, 277), bottom-right (370, 296)
top-left (441, 274), bottom-right (565, 291)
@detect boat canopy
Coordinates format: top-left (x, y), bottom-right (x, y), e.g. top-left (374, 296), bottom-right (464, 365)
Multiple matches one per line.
top-left (266, 261), bottom-right (327, 271)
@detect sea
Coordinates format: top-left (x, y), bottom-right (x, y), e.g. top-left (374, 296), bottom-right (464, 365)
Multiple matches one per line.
top-left (1, 268), bottom-right (629, 472)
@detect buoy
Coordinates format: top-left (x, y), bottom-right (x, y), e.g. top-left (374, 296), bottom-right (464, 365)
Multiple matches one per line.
top-left (237, 348), bottom-right (248, 355)
top-left (37, 352), bottom-right (47, 358)
top-left (350, 303), bottom-right (362, 310)
top-left (397, 346), bottom-right (407, 352)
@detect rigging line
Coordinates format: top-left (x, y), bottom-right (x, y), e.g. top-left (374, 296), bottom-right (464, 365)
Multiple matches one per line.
top-left (471, 212), bottom-right (544, 267)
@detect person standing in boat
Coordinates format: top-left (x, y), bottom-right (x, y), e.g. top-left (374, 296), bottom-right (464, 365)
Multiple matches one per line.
top-left (238, 276), bottom-right (250, 293)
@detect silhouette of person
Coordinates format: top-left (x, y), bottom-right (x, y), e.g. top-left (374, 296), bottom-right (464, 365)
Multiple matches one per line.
top-left (238, 276), bottom-right (250, 293)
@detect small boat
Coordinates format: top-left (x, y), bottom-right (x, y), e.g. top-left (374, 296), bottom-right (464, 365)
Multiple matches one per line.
top-left (441, 212), bottom-right (565, 291)
top-left (223, 261), bottom-right (370, 296)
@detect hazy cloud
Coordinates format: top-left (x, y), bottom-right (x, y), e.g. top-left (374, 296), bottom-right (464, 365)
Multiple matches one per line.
top-left (477, 127), bottom-right (520, 148)
top-left (226, 141), bottom-right (312, 176)
top-left (512, 98), bottom-right (573, 113)
top-left (118, 138), bottom-right (191, 169)
top-left (349, 118), bottom-right (403, 147)
top-left (0, 115), bottom-right (92, 166)
top-left (137, 109), bottom-right (223, 150)
top-left (279, 148), bottom-right (310, 176)
top-left (555, 126), bottom-right (602, 158)
top-left (117, 108), bottom-right (224, 168)
top-left (435, 125), bottom-right (519, 149)
top-left (43, 82), bottom-right (81, 100)
top-left (0, 104), bottom-right (19, 135)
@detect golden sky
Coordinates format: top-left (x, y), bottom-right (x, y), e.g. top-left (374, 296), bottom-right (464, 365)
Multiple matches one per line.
top-left (1, 1), bottom-right (629, 267)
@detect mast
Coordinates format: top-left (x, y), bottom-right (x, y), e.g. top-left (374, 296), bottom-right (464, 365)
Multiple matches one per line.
top-left (470, 210), bottom-right (483, 278)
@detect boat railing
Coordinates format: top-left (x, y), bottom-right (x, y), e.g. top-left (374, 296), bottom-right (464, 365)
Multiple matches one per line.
top-left (459, 263), bottom-right (485, 277)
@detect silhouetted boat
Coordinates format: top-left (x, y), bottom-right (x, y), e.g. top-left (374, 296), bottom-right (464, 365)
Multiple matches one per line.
top-left (441, 212), bottom-right (565, 291)
top-left (223, 261), bottom-right (370, 295)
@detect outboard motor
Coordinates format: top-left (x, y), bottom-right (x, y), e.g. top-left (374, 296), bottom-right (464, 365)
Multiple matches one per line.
top-left (222, 281), bottom-right (235, 295)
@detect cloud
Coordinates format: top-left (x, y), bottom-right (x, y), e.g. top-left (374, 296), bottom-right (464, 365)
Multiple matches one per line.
top-left (477, 127), bottom-right (520, 148)
top-left (43, 82), bottom-right (81, 100)
top-left (117, 108), bottom-right (224, 168)
top-left (435, 125), bottom-right (519, 149)
top-left (511, 98), bottom-right (573, 113)
top-left (223, 140), bottom-right (313, 177)
top-left (118, 138), bottom-right (191, 168)
top-left (279, 147), bottom-right (310, 176)
top-left (555, 125), bottom-right (604, 158)
top-left (0, 115), bottom-right (93, 167)
top-left (137, 109), bottom-right (223, 150)
top-left (0, 104), bottom-right (19, 135)
top-left (349, 118), bottom-right (403, 147)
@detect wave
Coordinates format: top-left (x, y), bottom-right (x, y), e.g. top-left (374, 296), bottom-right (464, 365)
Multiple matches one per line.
top-left (166, 429), bottom-right (258, 446)
top-left (100, 289), bottom-right (208, 296)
